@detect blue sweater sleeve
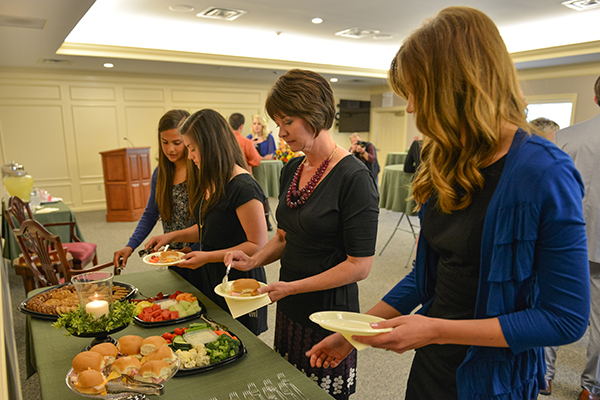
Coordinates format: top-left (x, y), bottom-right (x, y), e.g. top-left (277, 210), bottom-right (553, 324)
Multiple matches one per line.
top-left (265, 134), bottom-right (276, 156)
top-left (499, 157), bottom-right (590, 354)
top-left (126, 168), bottom-right (160, 250)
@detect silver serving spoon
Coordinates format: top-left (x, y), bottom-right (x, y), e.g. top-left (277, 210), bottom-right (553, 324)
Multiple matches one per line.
top-left (222, 262), bottom-right (232, 291)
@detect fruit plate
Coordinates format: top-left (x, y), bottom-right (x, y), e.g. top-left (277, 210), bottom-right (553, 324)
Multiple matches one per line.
top-left (18, 282), bottom-right (137, 321)
top-left (133, 299), bottom-right (206, 328)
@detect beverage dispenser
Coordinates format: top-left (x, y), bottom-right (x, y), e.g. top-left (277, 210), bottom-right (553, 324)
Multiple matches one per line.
top-left (2, 162), bottom-right (34, 202)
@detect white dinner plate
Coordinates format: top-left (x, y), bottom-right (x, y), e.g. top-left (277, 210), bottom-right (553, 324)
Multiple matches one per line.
top-left (309, 311), bottom-right (393, 336)
top-left (214, 280), bottom-right (269, 301)
top-left (142, 251), bottom-right (185, 266)
top-left (41, 197), bottom-right (63, 204)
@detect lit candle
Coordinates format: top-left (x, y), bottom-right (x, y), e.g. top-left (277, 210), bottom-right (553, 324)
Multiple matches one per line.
top-left (86, 299), bottom-right (109, 318)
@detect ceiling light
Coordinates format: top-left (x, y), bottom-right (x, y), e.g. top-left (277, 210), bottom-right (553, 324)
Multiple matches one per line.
top-left (562, 0), bottom-right (600, 10)
top-left (197, 7), bottom-right (247, 21)
top-left (330, 78), bottom-right (338, 83)
top-left (103, 63), bottom-right (114, 68)
top-left (335, 27), bottom-right (380, 39)
top-left (312, 18), bottom-right (323, 24)
top-left (168, 4), bottom-right (195, 12)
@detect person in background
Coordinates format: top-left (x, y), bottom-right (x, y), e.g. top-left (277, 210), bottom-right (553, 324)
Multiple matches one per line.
top-left (225, 69), bottom-right (379, 399)
top-left (146, 109), bottom-right (269, 335)
top-left (247, 114), bottom-right (276, 231)
top-left (404, 137), bottom-right (423, 173)
top-left (530, 117), bottom-right (560, 142)
top-left (247, 114), bottom-right (276, 159)
top-left (307, 7), bottom-right (590, 400)
top-left (349, 132), bottom-right (380, 183)
top-left (229, 113), bottom-right (261, 175)
top-left (554, 75), bottom-right (600, 400)
top-left (113, 109), bottom-right (200, 278)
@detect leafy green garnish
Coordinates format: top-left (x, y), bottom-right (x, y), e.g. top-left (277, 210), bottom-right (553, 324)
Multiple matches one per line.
top-left (52, 301), bottom-right (136, 336)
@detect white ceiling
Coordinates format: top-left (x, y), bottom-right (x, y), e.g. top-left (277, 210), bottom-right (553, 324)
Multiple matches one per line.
top-left (1, 0), bottom-right (600, 87)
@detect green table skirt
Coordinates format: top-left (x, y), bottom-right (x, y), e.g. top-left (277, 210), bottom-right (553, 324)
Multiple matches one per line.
top-left (384, 152), bottom-right (407, 167)
top-left (253, 159), bottom-right (283, 198)
top-left (26, 269), bottom-right (334, 400)
top-left (379, 164), bottom-right (416, 215)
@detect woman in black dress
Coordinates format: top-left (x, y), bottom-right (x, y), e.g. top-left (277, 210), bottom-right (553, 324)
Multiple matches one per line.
top-left (147, 109), bottom-right (269, 335)
top-left (225, 69), bottom-right (379, 399)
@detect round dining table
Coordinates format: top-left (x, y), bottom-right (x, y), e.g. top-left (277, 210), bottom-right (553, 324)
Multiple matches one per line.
top-left (379, 164), bottom-right (416, 215)
top-left (384, 152), bottom-right (407, 167)
top-left (253, 159), bottom-right (283, 197)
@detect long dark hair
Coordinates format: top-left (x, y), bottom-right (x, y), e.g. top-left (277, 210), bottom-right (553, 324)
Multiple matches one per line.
top-left (179, 109), bottom-right (247, 220)
top-left (156, 109), bottom-right (191, 221)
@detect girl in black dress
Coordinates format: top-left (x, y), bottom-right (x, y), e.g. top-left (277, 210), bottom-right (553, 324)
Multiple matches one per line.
top-left (147, 109), bottom-right (269, 335)
top-left (225, 69), bottom-right (379, 399)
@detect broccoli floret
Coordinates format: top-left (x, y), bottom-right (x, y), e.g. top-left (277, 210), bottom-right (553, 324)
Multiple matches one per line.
top-left (206, 341), bottom-right (219, 350)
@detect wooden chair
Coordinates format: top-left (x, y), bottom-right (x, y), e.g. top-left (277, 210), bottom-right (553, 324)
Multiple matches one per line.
top-left (12, 219), bottom-right (119, 290)
top-left (4, 196), bottom-right (98, 269)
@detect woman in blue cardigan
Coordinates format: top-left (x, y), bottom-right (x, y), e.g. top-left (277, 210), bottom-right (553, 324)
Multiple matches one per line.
top-left (113, 109), bottom-right (200, 272)
top-left (307, 7), bottom-right (590, 400)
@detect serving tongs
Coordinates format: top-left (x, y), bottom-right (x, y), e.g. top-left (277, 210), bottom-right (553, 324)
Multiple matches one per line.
top-left (106, 374), bottom-right (164, 396)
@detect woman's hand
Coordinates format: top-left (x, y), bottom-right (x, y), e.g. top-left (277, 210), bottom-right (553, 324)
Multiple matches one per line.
top-left (352, 314), bottom-right (439, 354)
top-left (258, 281), bottom-right (295, 303)
top-left (306, 332), bottom-right (354, 368)
top-left (224, 250), bottom-right (257, 271)
top-left (145, 233), bottom-right (173, 252)
top-left (175, 251), bottom-right (209, 269)
top-left (113, 246), bottom-right (133, 269)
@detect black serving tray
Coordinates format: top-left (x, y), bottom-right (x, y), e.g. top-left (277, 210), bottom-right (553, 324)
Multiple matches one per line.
top-left (132, 299), bottom-right (206, 328)
top-left (18, 281), bottom-right (137, 321)
top-left (171, 328), bottom-right (246, 376)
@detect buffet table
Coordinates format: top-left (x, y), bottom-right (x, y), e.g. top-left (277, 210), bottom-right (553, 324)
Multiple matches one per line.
top-left (2, 200), bottom-right (84, 261)
top-left (25, 269), bottom-right (334, 400)
top-left (252, 159), bottom-right (283, 198)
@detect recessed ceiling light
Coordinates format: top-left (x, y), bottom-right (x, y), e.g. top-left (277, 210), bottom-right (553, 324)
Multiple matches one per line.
top-left (168, 4), bottom-right (195, 12)
top-left (312, 18), bottom-right (323, 24)
top-left (330, 78), bottom-right (338, 83)
top-left (373, 34), bottom-right (393, 40)
top-left (103, 63), bottom-right (114, 68)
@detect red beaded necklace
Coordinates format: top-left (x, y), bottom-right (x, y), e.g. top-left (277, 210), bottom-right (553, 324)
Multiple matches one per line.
top-left (286, 145), bottom-right (339, 208)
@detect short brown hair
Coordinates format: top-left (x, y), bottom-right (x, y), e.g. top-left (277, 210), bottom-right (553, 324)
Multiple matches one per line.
top-left (265, 69), bottom-right (335, 137)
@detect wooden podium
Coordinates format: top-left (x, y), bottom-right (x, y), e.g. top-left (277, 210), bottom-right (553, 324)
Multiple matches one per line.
top-left (100, 147), bottom-right (152, 222)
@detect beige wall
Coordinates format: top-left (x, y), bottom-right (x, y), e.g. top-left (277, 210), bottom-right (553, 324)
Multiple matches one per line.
top-left (0, 68), bottom-right (370, 212)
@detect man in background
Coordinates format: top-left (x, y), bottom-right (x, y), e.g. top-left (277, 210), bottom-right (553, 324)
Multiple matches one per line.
top-left (555, 75), bottom-right (600, 400)
top-left (530, 117), bottom-right (560, 142)
top-left (349, 132), bottom-right (380, 183)
top-left (229, 113), bottom-right (261, 175)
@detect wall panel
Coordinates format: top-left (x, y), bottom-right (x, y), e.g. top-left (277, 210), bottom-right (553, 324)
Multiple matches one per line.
top-left (0, 105), bottom-right (70, 181)
top-left (0, 84), bottom-right (61, 100)
top-left (72, 105), bottom-right (120, 179)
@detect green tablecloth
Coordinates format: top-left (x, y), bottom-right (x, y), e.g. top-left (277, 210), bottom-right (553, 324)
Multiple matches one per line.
top-left (253, 159), bottom-right (283, 198)
top-left (379, 164), bottom-right (416, 215)
top-left (384, 152), bottom-right (407, 167)
top-left (2, 200), bottom-right (85, 261)
top-left (26, 269), bottom-right (334, 400)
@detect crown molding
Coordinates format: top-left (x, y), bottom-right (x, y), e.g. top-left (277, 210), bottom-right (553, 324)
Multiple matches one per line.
top-left (511, 40), bottom-right (600, 64)
top-left (57, 42), bottom-right (389, 79)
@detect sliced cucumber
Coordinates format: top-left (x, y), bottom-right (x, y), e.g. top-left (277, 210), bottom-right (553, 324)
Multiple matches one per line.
top-left (172, 335), bottom-right (192, 350)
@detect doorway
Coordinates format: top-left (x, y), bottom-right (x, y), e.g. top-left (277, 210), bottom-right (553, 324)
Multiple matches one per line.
top-left (371, 106), bottom-right (407, 173)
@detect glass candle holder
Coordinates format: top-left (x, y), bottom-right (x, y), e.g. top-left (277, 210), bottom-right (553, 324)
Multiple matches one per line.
top-left (71, 272), bottom-right (114, 318)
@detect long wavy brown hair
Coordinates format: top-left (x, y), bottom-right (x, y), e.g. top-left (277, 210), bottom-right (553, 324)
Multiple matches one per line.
top-left (179, 109), bottom-right (247, 221)
top-left (156, 109), bottom-right (194, 221)
top-left (389, 6), bottom-right (528, 213)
